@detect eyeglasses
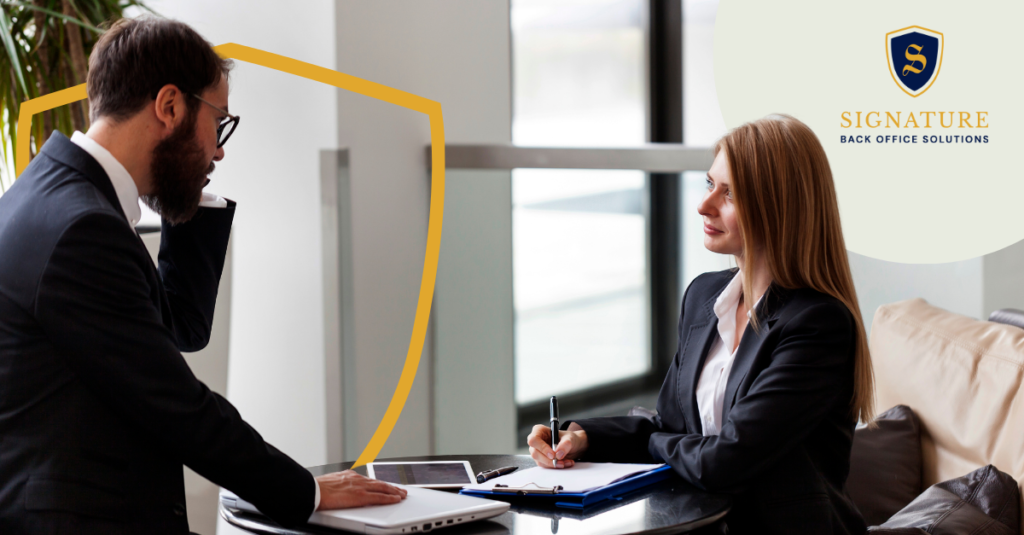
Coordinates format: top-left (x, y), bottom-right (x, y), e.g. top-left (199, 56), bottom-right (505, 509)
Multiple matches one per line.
top-left (190, 93), bottom-right (240, 148)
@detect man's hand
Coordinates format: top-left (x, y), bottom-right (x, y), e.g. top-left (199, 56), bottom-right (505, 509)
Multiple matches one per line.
top-left (315, 470), bottom-right (408, 510)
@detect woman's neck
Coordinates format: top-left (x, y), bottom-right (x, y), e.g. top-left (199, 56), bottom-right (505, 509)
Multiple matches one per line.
top-left (735, 254), bottom-right (772, 306)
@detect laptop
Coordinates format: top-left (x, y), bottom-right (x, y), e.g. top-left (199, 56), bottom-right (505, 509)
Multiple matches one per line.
top-left (220, 485), bottom-right (509, 534)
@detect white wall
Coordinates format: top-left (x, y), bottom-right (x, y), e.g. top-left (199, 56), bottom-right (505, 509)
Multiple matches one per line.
top-left (850, 237), bottom-right (1024, 332)
top-left (850, 253), bottom-right (983, 331)
top-left (982, 238), bottom-right (1024, 318)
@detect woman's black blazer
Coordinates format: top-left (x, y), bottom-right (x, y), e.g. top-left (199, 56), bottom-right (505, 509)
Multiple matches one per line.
top-left (569, 268), bottom-right (867, 535)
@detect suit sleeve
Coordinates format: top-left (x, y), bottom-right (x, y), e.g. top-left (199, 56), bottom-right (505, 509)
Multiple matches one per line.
top-left (34, 212), bottom-right (315, 528)
top-left (158, 202), bottom-right (235, 352)
top-left (565, 280), bottom-right (697, 463)
top-left (647, 301), bottom-right (855, 493)
top-left (562, 416), bottom-right (661, 463)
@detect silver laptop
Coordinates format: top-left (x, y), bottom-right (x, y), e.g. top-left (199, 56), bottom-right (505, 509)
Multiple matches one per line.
top-left (220, 485), bottom-right (509, 534)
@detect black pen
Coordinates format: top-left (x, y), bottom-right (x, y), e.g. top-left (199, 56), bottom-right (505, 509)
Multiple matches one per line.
top-left (549, 396), bottom-right (559, 464)
top-left (476, 466), bottom-right (518, 483)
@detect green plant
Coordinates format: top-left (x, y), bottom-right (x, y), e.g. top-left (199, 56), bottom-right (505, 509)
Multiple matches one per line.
top-left (0, 0), bottom-right (154, 192)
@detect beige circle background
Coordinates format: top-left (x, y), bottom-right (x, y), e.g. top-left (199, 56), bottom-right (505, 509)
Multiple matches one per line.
top-left (714, 0), bottom-right (1024, 263)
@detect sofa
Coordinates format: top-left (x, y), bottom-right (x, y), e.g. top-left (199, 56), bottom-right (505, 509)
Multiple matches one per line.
top-left (867, 299), bottom-right (1024, 533)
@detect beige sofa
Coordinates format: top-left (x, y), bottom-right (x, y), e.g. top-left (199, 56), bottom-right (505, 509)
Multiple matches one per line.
top-left (870, 299), bottom-right (1024, 533)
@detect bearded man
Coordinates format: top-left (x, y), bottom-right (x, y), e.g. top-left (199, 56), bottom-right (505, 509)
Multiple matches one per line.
top-left (0, 17), bottom-right (404, 534)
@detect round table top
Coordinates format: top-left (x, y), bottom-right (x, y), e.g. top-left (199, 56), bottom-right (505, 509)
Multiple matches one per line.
top-left (220, 454), bottom-right (732, 535)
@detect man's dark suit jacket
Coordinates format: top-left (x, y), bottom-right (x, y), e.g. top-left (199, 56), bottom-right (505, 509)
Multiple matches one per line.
top-left (0, 133), bottom-right (315, 533)
top-left (569, 268), bottom-right (867, 535)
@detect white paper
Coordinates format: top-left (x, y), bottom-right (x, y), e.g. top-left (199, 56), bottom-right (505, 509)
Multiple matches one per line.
top-left (462, 462), bottom-right (665, 494)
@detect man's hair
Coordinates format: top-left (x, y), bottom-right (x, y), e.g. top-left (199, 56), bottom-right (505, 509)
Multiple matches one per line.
top-left (86, 17), bottom-right (233, 123)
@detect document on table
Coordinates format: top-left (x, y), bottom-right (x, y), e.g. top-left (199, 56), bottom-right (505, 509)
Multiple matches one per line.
top-left (462, 462), bottom-right (665, 494)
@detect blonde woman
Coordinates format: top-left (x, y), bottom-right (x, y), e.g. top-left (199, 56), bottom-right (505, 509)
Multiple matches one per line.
top-left (528, 115), bottom-right (874, 534)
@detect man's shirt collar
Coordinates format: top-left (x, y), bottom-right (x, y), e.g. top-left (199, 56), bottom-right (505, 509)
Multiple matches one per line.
top-left (70, 131), bottom-right (142, 227)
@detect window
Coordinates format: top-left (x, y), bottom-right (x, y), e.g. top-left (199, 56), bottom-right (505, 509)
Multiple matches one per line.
top-left (511, 0), bottom-right (650, 405)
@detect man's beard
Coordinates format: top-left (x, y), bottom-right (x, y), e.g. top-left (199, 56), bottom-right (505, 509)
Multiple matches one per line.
top-left (142, 110), bottom-right (215, 225)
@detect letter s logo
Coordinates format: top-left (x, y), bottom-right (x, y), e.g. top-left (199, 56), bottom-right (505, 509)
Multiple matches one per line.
top-left (902, 44), bottom-right (926, 76)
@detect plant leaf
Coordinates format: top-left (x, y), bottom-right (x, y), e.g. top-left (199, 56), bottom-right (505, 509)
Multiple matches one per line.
top-left (0, 7), bottom-right (30, 96)
top-left (7, 2), bottom-right (103, 33)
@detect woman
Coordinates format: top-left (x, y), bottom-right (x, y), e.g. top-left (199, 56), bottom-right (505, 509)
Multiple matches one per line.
top-left (527, 115), bottom-right (874, 534)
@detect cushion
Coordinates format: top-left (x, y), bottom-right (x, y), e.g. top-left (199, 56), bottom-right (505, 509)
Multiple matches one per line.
top-left (870, 298), bottom-right (1024, 533)
top-left (989, 308), bottom-right (1024, 331)
top-left (869, 464), bottom-right (1020, 535)
top-left (847, 405), bottom-right (923, 526)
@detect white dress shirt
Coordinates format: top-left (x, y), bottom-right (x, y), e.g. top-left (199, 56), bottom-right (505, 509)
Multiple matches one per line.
top-left (694, 271), bottom-right (763, 436)
top-left (68, 131), bottom-right (321, 510)
top-left (70, 132), bottom-right (142, 225)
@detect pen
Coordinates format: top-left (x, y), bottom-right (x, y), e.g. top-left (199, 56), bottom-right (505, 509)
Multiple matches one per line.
top-left (476, 466), bottom-right (518, 483)
top-left (550, 396), bottom-right (559, 464)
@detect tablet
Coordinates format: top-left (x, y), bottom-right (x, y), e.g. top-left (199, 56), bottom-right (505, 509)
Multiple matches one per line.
top-left (367, 461), bottom-right (476, 489)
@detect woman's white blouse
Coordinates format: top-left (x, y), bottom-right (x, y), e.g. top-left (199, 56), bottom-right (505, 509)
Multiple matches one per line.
top-left (695, 271), bottom-right (762, 436)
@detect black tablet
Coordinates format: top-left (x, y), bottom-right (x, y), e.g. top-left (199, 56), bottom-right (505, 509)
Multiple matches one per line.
top-left (366, 461), bottom-right (476, 489)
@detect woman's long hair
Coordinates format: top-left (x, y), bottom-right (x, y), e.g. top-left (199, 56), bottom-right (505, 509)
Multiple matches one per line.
top-left (716, 114), bottom-right (875, 424)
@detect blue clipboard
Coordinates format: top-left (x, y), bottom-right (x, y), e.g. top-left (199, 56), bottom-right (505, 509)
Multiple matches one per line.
top-left (459, 465), bottom-right (673, 509)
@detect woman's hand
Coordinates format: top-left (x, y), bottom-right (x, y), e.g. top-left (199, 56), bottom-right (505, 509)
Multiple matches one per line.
top-left (527, 424), bottom-right (588, 469)
top-left (315, 470), bottom-right (408, 510)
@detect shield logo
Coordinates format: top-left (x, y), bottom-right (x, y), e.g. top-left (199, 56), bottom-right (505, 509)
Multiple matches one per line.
top-left (886, 26), bottom-right (943, 97)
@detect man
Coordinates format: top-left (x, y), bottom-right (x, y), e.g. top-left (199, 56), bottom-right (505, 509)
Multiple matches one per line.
top-left (0, 17), bottom-right (405, 534)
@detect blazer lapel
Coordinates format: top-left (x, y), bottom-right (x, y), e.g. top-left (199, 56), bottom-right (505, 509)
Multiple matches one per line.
top-left (39, 132), bottom-right (165, 321)
top-left (721, 284), bottom-right (790, 424)
top-left (38, 131), bottom-right (128, 222)
top-left (679, 281), bottom-right (731, 434)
